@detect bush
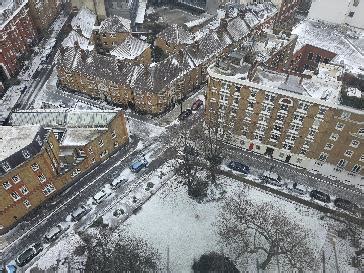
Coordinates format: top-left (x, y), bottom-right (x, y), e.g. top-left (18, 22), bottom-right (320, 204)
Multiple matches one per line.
top-left (91, 216), bottom-right (108, 228)
top-left (192, 252), bottom-right (239, 273)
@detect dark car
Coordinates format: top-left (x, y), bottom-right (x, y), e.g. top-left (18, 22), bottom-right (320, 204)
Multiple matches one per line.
top-left (178, 109), bottom-right (192, 121)
top-left (334, 198), bottom-right (358, 212)
top-left (130, 159), bottom-right (148, 173)
top-left (16, 243), bottom-right (43, 267)
top-left (191, 99), bottom-right (203, 111)
top-left (310, 190), bottom-right (331, 203)
top-left (227, 161), bottom-right (250, 174)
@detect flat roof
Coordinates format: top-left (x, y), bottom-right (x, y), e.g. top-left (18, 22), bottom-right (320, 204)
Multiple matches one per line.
top-left (61, 128), bottom-right (107, 147)
top-left (0, 125), bottom-right (40, 161)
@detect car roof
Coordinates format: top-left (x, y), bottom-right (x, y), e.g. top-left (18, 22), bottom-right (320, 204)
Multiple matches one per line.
top-left (131, 161), bottom-right (144, 168)
top-left (72, 206), bottom-right (86, 216)
top-left (263, 171), bottom-right (279, 179)
top-left (94, 190), bottom-right (106, 199)
top-left (45, 225), bottom-right (62, 238)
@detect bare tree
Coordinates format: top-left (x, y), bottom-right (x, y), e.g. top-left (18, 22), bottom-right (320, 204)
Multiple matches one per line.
top-left (76, 231), bottom-right (161, 272)
top-left (217, 192), bottom-right (317, 271)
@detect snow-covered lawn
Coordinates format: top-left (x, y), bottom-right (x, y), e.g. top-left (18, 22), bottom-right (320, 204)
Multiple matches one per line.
top-left (26, 172), bottom-right (359, 272)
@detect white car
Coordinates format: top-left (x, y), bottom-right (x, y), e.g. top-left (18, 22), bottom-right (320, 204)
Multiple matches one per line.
top-left (71, 205), bottom-right (90, 221)
top-left (44, 223), bottom-right (70, 242)
top-left (109, 178), bottom-right (127, 189)
top-left (93, 189), bottom-right (111, 204)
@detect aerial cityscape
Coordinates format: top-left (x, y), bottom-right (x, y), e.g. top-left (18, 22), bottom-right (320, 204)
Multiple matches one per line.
top-left (0, 0), bottom-right (363, 272)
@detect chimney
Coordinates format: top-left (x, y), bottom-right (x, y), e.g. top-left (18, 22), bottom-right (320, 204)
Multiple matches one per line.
top-left (73, 40), bottom-right (80, 49)
top-left (59, 46), bottom-right (66, 57)
top-left (299, 76), bottom-right (304, 85)
top-left (80, 49), bottom-right (87, 62)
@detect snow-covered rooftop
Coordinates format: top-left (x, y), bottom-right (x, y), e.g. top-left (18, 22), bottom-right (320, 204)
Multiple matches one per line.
top-left (157, 24), bottom-right (194, 45)
top-left (135, 0), bottom-right (147, 24)
top-left (62, 30), bottom-right (92, 50)
top-left (0, 84), bottom-right (23, 124)
top-left (292, 19), bottom-right (364, 74)
top-left (227, 17), bottom-right (249, 42)
top-left (110, 36), bottom-right (149, 61)
top-left (0, 125), bottom-right (40, 161)
top-left (254, 33), bottom-right (295, 62)
top-left (61, 128), bottom-right (107, 146)
top-left (99, 15), bottom-right (131, 33)
top-left (10, 110), bottom-right (119, 128)
top-left (71, 7), bottom-right (96, 39)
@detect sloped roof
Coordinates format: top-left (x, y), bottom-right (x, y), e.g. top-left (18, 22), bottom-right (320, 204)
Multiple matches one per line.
top-left (157, 24), bottom-right (194, 45)
top-left (187, 30), bottom-right (232, 66)
top-left (99, 15), bottom-right (131, 33)
top-left (62, 30), bottom-right (91, 50)
top-left (71, 7), bottom-right (96, 39)
top-left (110, 36), bottom-right (150, 60)
top-left (227, 17), bottom-right (249, 42)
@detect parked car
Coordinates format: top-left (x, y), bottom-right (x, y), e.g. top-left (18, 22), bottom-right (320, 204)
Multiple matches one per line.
top-left (93, 189), bottom-right (111, 204)
top-left (45, 223), bottom-right (70, 242)
top-left (286, 182), bottom-right (308, 195)
top-left (310, 190), bottom-right (331, 203)
top-left (191, 99), bottom-right (203, 111)
top-left (227, 161), bottom-right (250, 174)
top-left (71, 205), bottom-right (90, 221)
top-left (130, 159), bottom-right (148, 173)
top-left (178, 109), bottom-right (192, 121)
top-left (0, 265), bottom-right (17, 273)
top-left (334, 198), bottom-right (358, 212)
top-left (260, 171), bottom-right (285, 187)
top-left (16, 243), bottom-right (43, 267)
top-left (110, 178), bottom-right (128, 189)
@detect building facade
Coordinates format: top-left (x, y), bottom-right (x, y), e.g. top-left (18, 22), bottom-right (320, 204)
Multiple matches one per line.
top-left (0, 110), bottom-right (129, 232)
top-left (28, 0), bottom-right (62, 33)
top-left (0, 0), bottom-right (37, 83)
top-left (206, 64), bottom-right (363, 187)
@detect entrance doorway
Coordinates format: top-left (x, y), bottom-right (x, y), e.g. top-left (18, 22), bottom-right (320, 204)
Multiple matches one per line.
top-left (285, 155), bottom-right (291, 163)
top-left (265, 147), bottom-right (274, 158)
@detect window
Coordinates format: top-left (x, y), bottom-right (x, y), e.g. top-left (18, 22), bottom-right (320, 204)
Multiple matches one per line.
top-left (329, 133), bottom-right (339, 141)
top-left (42, 184), bottom-right (56, 196)
top-left (282, 143), bottom-right (293, 151)
top-left (100, 150), bottom-right (108, 158)
top-left (22, 150), bottom-right (30, 159)
top-left (91, 157), bottom-right (96, 163)
top-left (277, 114), bottom-right (285, 122)
top-left (290, 124), bottom-right (300, 132)
top-left (36, 135), bottom-right (43, 146)
top-left (344, 150), bottom-right (353, 157)
top-left (358, 128), bottom-right (364, 136)
top-left (300, 148), bottom-right (308, 155)
top-left (254, 134), bottom-right (263, 142)
top-left (307, 52), bottom-right (313, 60)
top-left (315, 55), bottom-right (321, 63)
top-left (23, 200), bottom-right (31, 208)
top-left (298, 102), bottom-right (310, 111)
top-left (280, 104), bottom-right (289, 111)
top-left (350, 140), bottom-right (360, 148)
top-left (318, 107), bottom-right (327, 116)
top-left (2, 162), bottom-right (10, 172)
top-left (49, 142), bottom-right (54, 149)
top-left (270, 133), bottom-right (279, 141)
top-left (233, 97), bottom-right (239, 105)
top-left (360, 155), bottom-right (364, 162)
top-left (235, 86), bottom-right (240, 93)
top-left (111, 130), bottom-right (117, 139)
top-left (293, 114), bottom-right (304, 123)
top-left (318, 153), bottom-right (328, 162)
top-left (12, 175), bottom-right (21, 184)
top-left (335, 123), bottom-right (344, 131)
top-left (308, 129), bottom-right (317, 137)
top-left (20, 186), bottom-right (29, 195)
top-left (341, 112), bottom-right (351, 120)
top-left (264, 94), bottom-right (275, 103)
top-left (2, 181), bottom-right (11, 190)
top-left (348, 11), bottom-right (355, 17)
top-left (99, 139), bottom-right (104, 147)
top-left (336, 159), bottom-right (347, 169)
top-left (88, 147), bottom-right (94, 154)
top-left (114, 141), bottom-right (119, 147)
top-left (38, 174), bottom-right (46, 183)
top-left (352, 165), bottom-right (361, 174)
top-left (273, 125), bottom-right (282, 132)
top-left (31, 163), bottom-right (40, 171)
top-left (11, 191), bottom-right (20, 201)
top-left (324, 143), bottom-right (333, 150)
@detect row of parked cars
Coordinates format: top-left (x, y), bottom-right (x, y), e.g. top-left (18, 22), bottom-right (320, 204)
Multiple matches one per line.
top-left (227, 160), bottom-right (360, 215)
top-left (178, 99), bottom-right (204, 121)
top-left (14, 175), bottom-right (132, 268)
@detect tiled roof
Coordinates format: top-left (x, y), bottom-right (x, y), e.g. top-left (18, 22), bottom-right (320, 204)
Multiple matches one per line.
top-left (110, 36), bottom-right (149, 60)
top-left (99, 15), bottom-right (131, 33)
top-left (157, 24), bottom-right (194, 45)
top-left (227, 17), bottom-right (249, 42)
top-left (62, 30), bottom-right (91, 50)
top-left (71, 7), bottom-right (96, 39)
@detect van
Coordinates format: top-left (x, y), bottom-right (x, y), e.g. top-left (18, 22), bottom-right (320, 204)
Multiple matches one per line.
top-left (310, 190), bottom-right (330, 203)
top-left (45, 223), bottom-right (70, 242)
top-left (93, 189), bottom-right (111, 204)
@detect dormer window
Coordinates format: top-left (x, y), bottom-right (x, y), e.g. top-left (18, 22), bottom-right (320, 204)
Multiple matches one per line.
top-left (1, 162), bottom-right (11, 172)
top-left (36, 135), bottom-right (43, 146)
top-left (12, 175), bottom-right (21, 184)
top-left (2, 181), bottom-right (11, 190)
top-left (22, 150), bottom-right (31, 159)
top-left (10, 192), bottom-right (21, 201)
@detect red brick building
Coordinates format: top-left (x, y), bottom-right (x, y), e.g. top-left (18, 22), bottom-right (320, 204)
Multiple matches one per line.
top-left (290, 44), bottom-right (337, 73)
top-left (0, 1), bottom-right (37, 83)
